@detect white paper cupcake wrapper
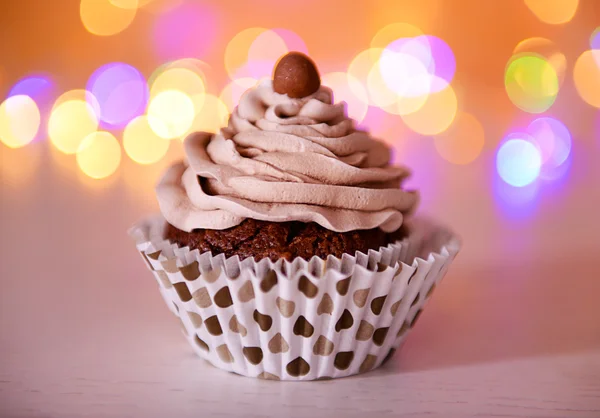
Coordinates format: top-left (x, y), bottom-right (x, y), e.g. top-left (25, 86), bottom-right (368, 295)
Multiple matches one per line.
top-left (130, 215), bottom-right (460, 381)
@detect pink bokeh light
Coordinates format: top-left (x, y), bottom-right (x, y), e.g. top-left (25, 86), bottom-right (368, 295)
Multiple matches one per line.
top-left (152, 2), bottom-right (218, 62)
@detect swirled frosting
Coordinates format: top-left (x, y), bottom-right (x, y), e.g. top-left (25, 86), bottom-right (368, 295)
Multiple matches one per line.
top-left (156, 80), bottom-right (419, 233)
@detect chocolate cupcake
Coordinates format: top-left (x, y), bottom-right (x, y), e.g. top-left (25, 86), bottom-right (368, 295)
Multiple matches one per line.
top-left (131, 52), bottom-right (460, 381)
top-left (157, 52), bottom-right (417, 261)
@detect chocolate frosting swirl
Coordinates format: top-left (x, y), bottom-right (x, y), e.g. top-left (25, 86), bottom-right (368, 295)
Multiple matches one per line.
top-left (156, 80), bottom-right (418, 232)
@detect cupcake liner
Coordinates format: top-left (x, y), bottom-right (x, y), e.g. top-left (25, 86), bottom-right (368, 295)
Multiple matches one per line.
top-left (130, 215), bottom-right (460, 381)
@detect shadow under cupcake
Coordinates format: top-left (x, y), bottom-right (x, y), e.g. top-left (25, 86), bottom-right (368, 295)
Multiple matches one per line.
top-left (130, 52), bottom-right (460, 381)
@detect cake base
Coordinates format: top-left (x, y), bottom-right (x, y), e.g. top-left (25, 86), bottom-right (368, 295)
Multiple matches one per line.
top-left (165, 219), bottom-right (408, 261)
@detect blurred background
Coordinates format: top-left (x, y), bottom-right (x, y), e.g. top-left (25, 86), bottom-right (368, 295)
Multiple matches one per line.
top-left (0, 0), bottom-right (599, 267)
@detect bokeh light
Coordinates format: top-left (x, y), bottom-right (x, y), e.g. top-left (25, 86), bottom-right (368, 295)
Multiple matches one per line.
top-left (367, 58), bottom-right (401, 108)
top-left (272, 28), bottom-right (308, 54)
top-left (147, 90), bottom-right (195, 139)
top-left (496, 136), bottom-right (541, 187)
top-left (505, 54), bottom-right (559, 113)
top-left (493, 175), bottom-right (540, 218)
top-left (153, 2), bottom-right (217, 61)
top-left (574, 50), bottom-right (600, 108)
top-left (220, 78), bottom-right (258, 111)
top-left (48, 96), bottom-right (99, 154)
top-left (524, 0), bottom-right (579, 25)
top-left (370, 22), bottom-right (424, 49)
top-left (225, 28), bottom-right (306, 80)
top-left (379, 44), bottom-right (432, 98)
top-left (322, 72), bottom-right (369, 124)
top-left (225, 28), bottom-right (267, 79)
top-left (513, 38), bottom-right (566, 87)
top-left (80, 0), bottom-right (137, 36)
top-left (87, 63), bottom-right (148, 128)
top-left (401, 84), bottom-right (457, 135)
top-left (0, 95), bottom-right (41, 149)
top-left (8, 75), bottom-right (55, 109)
top-left (526, 117), bottom-right (571, 171)
top-left (348, 48), bottom-right (384, 106)
top-left (123, 115), bottom-right (170, 164)
top-left (150, 66), bottom-right (205, 114)
top-left (138, 0), bottom-right (181, 14)
top-left (433, 112), bottom-right (484, 164)
top-left (109, 0), bottom-right (146, 8)
top-left (52, 89), bottom-right (101, 116)
top-left (186, 94), bottom-right (229, 135)
top-left (244, 30), bottom-right (289, 79)
top-left (591, 27), bottom-right (600, 50)
top-left (381, 35), bottom-right (455, 95)
top-left (351, 48), bottom-right (429, 114)
top-left (76, 132), bottom-right (121, 179)
top-left (351, 29), bottom-right (456, 119)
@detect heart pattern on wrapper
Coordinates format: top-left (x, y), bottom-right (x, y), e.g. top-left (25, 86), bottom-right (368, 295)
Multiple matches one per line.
top-left (133, 216), bottom-right (460, 381)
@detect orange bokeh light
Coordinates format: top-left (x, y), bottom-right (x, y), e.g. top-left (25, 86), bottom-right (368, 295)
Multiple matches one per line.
top-left (80, 0), bottom-right (138, 36)
top-left (434, 111), bottom-right (485, 164)
top-left (524, 0), bottom-right (579, 25)
top-left (401, 84), bottom-right (457, 135)
top-left (573, 50), bottom-right (600, 108)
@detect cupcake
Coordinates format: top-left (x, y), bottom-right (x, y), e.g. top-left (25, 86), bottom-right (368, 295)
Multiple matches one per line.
top-left (131, 52), bottom-right (460, 381)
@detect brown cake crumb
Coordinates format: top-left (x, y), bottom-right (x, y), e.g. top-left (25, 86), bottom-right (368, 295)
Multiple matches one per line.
top-left (165, 219), bottom-right (408, 261)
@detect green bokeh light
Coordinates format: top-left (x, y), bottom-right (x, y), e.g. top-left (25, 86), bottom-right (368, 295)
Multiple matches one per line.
top-left (505, 54), bottom-right (559, 113)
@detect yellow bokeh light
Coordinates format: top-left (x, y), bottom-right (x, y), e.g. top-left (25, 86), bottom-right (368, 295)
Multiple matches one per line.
top-left (53, 89), bottom-right (101, 114)
top-left (109, 0), bottom-right (146, 9)
top-left (249, 30), bottom-right (288, 62)
top-left (367, 62), bottom-right (398, 108)
top-left (348, 48), bottom-right (383, 106)
top-left (391, 93), bottom-right (429, 116)
top-left (0, 95), bottom-right (40, 149)
top-left (370, 22), bottom-right (424, 49)
top-left (150, 67), bottom-right (206, 113)
top-left (48, 99), bottom-right (99, 154)
top-left (367, 60), bottom-right (399, 108)
top-left (434, 112), bottom-right (484, 164)
top-left (225, 27), bottom-right (267, 78)
top-left (401, 85), bottom-right (457, 135)
top-left (322, 72), bottom-right (369, 124)
top-left (139, 0), bottom-right (181, 14)
top-left (76, 132), bottom-right (122, 179)
top-left (513, 37), bottom-right (566, 87)
top-left (219, 78), bottom-right (258, 111)
top-left (505, 54), bottom-right (559, 113)
top-left (147, 90), bottom-right (195, 139)
top-left (80, 0), bottom-right (138, 36)
top-left (524, 0), bottom-right (578, 24)
top-left (573, 50), bottom-right (600, 108)
top-left (186, 94), bottom-right (229, 135)
top-left (123, 115), bottom-right (170, 164)
top-left (154, 58), bottom-right (210, 86)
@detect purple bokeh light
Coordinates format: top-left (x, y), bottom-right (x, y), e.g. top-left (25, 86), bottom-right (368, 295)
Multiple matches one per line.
top-left (153, 2), bottom-right (218, 62)
top-left (591, 27), bottom-right (600, 50)
top-left (493, 173), bottom-right (541, 219)
top-left (87, 63), bottom-right (148, 129)
top-left (8, 75), bottom-right (55, 109)
top-left (526, 117), bottom-right (571, 176)
top-left (422, 35), bottom-right (456, 92)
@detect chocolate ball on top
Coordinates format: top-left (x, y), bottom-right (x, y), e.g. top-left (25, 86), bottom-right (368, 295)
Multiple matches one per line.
top-left (272, 52), bottom-right (321, 98)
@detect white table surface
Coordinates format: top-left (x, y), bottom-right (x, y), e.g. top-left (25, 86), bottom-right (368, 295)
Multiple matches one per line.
top-left (1, 142), bottom-right (600, 418)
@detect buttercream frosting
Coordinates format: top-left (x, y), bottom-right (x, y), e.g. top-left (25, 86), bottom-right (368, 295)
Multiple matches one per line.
top-left (156, 80), bottom-right (418, 232)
